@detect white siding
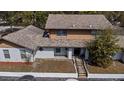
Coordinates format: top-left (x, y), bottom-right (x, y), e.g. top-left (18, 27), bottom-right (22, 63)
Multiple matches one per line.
top-left (54, 48), bottom-right (67, 56)
top-left (0, 48), bottom-right (33, 62)
top-left (34, 48), bottom-right (54, 59)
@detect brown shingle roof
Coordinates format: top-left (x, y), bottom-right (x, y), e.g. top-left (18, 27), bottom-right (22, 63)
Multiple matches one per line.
top-left (35, 36), bottom-right (87, 48)
top-left (45, 14), bottom-right (113, 30)
top-left (2, 25), bottom-right (44, 49)
top-left (2, 25), bottom-right (87, 48)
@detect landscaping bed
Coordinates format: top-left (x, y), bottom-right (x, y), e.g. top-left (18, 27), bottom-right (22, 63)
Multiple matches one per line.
top-left (87, 61), bottom-right (124, 74)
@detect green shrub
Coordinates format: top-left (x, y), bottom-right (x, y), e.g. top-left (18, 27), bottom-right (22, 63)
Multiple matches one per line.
top-left (88, 29), bottom-right (120, 68)
top-left (92, 57), bottom-right (113, 68)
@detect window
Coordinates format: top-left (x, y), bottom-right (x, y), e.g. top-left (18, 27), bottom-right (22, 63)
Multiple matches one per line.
top-left (57, 30), bottom-right (67, 36)
top-left (20, 49), bottom-right (27, 59)
top-left (91, 31), bottom-right (96, 35)
top-left (3, 50), bottom-right (10, 59)
top-left (55, 48), bottom-right (61, 53)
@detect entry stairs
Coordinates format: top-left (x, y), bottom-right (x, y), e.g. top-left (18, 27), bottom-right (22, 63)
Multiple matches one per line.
top-left (73, 57), bottom-right (87, 78)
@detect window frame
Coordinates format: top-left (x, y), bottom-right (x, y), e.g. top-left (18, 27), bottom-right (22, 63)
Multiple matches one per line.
top-left (3, 49), bottom-right (10, 59)
top-left (55, 48), bottom-right (61, 53)
top-left (56, 30), bottom-right (67, 36)
top-left (20, 49), bottom-right (27, 59)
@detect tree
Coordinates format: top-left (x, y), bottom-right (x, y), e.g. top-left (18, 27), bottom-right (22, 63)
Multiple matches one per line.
top-left (0, 11), bottom-right (49, 28)
top-left (87, 29), bottom-right (120, 68)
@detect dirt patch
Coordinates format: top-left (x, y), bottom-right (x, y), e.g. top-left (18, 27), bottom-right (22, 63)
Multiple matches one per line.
top-left (87, 61), bottom-right (124, 74)
top-left (0, 60), bottom-right (76, 73)
top-left (0, 62), bottom-right (32, 72)
top-left (32, 60), bottom-right (76, 73)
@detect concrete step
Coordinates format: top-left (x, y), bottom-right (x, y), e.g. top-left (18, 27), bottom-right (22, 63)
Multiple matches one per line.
top-left (78, 75), bottom-right (87, 78)
top-left (76, 61), bottom-right (83, 65)
top-left (77, 66), bottom-right (85, 72)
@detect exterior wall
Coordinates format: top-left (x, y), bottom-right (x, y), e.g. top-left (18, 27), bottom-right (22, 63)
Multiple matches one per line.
top-left (0, 48), bottom-right (33, 62)
top-left (0, 40), bottom-right (33, 62)
top-left (121, 53), bottom-right (124, 62)
top-left (113, 52), bottom-right (123, 60)
top-left (47, 29), bottom-right (94, 40)
top-left (34, 48), bottom-right (55, 59)
top-left (54, 48), bottom-right (67, 56)
top-left (67, 30), bottom-right (94, 40)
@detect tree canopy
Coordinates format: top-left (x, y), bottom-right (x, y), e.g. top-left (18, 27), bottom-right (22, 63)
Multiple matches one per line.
top-left (0, 11), bottom-right (124, 28)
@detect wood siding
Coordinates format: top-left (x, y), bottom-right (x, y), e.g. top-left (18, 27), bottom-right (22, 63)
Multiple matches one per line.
top-left (0, 40), bottom-right (23, 48)
top-left (47, 29), bottom-right (94, 40)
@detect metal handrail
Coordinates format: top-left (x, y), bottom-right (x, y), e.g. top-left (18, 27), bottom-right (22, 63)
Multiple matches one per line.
top-left (72, 56), bottom-right (79, 77)
top-left (82, 59), bottom-right (89, 76)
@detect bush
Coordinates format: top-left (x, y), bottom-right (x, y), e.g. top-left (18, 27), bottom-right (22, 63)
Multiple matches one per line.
top-left (92, 57), bottom-right (113, 68)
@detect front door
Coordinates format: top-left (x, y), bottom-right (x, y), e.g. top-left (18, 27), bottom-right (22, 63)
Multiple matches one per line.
top-left (74, 48), bottom-right (80, 56)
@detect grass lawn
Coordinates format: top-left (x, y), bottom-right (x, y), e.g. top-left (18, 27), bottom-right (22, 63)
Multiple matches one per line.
top-left (32, 59), bottom-right (76, 73)
top-left (87, 61), bottom-right (124, 74)
top-left (0, 60), bottom-right (76, 73)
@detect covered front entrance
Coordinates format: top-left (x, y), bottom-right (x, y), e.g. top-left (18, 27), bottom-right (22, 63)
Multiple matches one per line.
top-left (73, 48), bottom-right (89, 60)
top-left (74, 48), bottom-right (81, 56)
top-left (54, 47), bottom-right (89, 60)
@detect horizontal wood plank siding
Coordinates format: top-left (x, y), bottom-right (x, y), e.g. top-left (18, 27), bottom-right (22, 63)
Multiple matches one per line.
top-left (47, 29), bottom-right (94, 40)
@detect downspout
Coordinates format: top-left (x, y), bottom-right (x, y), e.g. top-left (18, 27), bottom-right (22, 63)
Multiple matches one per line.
top-left (32, 48), bottom-right (36, 62)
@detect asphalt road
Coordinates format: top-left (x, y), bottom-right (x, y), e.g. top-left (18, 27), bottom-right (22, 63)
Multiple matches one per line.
top-left (0, 76), bottom-right (124, 81)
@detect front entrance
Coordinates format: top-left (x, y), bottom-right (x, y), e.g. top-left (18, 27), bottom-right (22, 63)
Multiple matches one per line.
top-left (74, 48), bottom-right (81, 56)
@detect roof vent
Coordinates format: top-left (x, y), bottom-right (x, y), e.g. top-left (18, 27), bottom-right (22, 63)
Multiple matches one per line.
top-left (89, 25), bottom-right (92, 28)
top-left (72, 24), bottom-right (76, 27)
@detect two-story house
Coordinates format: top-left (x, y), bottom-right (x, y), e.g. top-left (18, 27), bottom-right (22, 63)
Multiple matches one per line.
top-left (0, 14), bottom-right (118, 62)
top-left (34, 14), bottom-right (113, 60)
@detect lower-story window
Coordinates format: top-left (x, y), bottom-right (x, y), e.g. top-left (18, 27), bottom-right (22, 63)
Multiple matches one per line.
top-left (55, 48), bottom-right (61, 53)
top-left (3, 50), bottom-right (10, 59)
top-left (20, 49), bottom-right (27, 59)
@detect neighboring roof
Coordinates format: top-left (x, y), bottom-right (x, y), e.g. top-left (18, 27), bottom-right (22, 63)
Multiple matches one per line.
top-left (2, 25), bottom-right (44, 49)
top-left (45, 14), bottom-right (113, 30)
top-left (117, 35), bottom-right (124, 48)
top-left (0, 26), bottom-right (23, 32)
top-left (113, 26), bottom-right (124, 35)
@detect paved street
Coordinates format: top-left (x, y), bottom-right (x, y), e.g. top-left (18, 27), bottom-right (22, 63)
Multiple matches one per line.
top-left (0, 76), bottom-right (124, 81)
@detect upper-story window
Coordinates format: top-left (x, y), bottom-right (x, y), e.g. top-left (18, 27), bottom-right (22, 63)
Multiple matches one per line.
top-left (57, 30), bottom-right (67, 36)
top-left (91, 31), bottom-right (96, 35)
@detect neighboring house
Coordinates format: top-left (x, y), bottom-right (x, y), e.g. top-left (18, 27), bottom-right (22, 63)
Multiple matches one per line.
top-left (0, 14), bottom-right (122, 62)
top-left (0, 25), bottom-right (44, 62)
